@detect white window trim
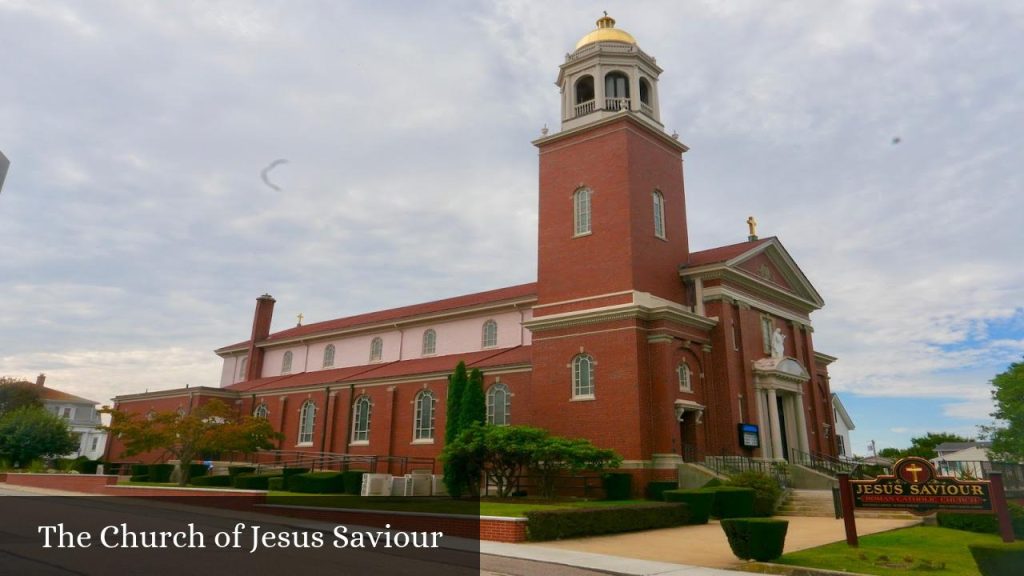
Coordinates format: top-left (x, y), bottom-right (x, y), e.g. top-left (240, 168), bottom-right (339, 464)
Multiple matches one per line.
top-left (572, 354), bottom-right (595, 399)
top-left (653, 190), bottom-right (666, 239)
top-left (573, 188), bottom-right (592, 237)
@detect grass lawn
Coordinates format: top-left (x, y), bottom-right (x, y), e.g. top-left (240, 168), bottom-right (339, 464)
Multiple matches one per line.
top-left (266, 492), bottom-right (650, 517)
top-left (775, 526), bottom-right (1004, 576)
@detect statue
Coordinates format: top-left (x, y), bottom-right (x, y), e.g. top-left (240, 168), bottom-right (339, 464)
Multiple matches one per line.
top-left (771, 328), bottom-right (785, 359)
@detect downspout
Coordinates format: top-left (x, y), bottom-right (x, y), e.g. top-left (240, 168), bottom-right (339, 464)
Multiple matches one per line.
top-left (319, 386), bottom-right (330, 459)
top-left (343, 384), bottom-right (355, 454)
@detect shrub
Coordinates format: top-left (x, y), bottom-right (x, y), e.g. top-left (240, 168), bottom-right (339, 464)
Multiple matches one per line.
top-left (287, 472), bottom-right (345, 494)
top-left (703, 477), bottom-right (723, 488)
top-left (281, 467), bottom-right (310, 490)
top-left (602, 473), bottom-right (632, 500)
top-left (148, 464), bottom-right (174, 482)
top-left (228, 466), bottom-right (256, 477)
top-left (721, 518), bottom-right (789, 561)
top-left (525, 503), bottom-right (689, 541)
top-left (232, 473), bottom-right (280, 490)
top-left (663, 489), bottom-right (715, 524)
top-left (267, 477), bottom-right (284, 491)
top-left (188, 463), bottom-right (209, 479)
top-left (342, 471), bottom-right (366, 495)
top-left (726, 471), bottom-right (782, 517)
top-left (938, 504), bottom-right (1024, 538)
top-left (645, 481), bottom-right (678, 501)
top-left (190, 475), bottom-right (232, 487)
top-left (705, 486), bottom-right (755, 518)
top-left (969, 541), bottom-right (1024, 576)
top-left (72, 458), bottom-right (101, 475)
top-left (129, 474), bottom-right (149, 482)
top-left (131, 464), bottom-right (148, 476)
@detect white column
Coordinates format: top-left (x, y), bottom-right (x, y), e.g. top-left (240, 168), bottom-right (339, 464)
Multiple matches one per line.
top-left (755, 388), bottom-right (768, 455)
top-left (795, 392), bottom-right (810, 453)
top-left (766, 387), bottom-right (784, 460)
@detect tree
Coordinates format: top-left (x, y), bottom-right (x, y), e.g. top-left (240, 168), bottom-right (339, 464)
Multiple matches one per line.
top-left (984, 358), bottom-right (1024, 461)
top-left (0, 377), bottom-right (43, 415)
top-left (903, 432), bottom-right (971, 460)
top-left (0, 406), bottom-right (77, 466)
top-left (530, 436), bottom-right (622, 499)
top-left (443, 362), bottom-right (469, 497)
top-left (103, 399), bottom-right (280, 486)
top-left (878, 447), bottom-right (903, 459)
top-left (478, 426), bottom-right (548, 497)
top-left (459, 368), bottom-right (485, 431)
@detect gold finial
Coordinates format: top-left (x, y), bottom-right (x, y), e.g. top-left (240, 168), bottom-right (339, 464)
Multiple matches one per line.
top-left (296, 312), bottom-right (304, 326)
top-left (596, 12), bottom-right (615, 29)
top-left (747, 216), bottom-right (758, 241)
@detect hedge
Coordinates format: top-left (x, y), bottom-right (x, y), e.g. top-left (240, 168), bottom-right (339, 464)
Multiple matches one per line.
top-left (721, 518), bottom-right (790, 561)
top-left (726, 471), bottom-right (782, 517)
top-left (231, 473), bottom-right (281, 490)
top-left (602, 473), bottom-right (632, 500)
top-left (525, 503), bottom-right (689, 541)
top-left (287, 472), bottom-right (346, 494)
top-left (129, 474), bottom-right (149, 482)
top-left (190, 475), bottom-right (232, 487)
top-left (937, 503), bottom-right (1024, 538)
top-left (968, 541), bottom-right (1024, 576)
top-left (663, 489), bottom-right (715, 524)
top-left (342, 471), bottom-right (366, 495)
top-left (131, 464), bottom-right (149, 476)
top-left (188, 463), bottom-right (209, 479)
top-left (228, 466), bottom-right (257, 477)
top-left (148, 464), bottom-right (175, 483)
top-left (267, 477), bottom-right (284, 491)
top-left (645, 481), bottom-right (678, 501)
top-left (705, 486), bottom-right (756, 519)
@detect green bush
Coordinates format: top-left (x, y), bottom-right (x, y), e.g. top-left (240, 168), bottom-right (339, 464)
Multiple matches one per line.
top-left (231, 473), bottom-right (280, 490)
top-left (130, 464), bottom-right (148, 476)
top-left (267, 477), bottom-right (284, 491)
top-left (703, 477), bottom-right (723, 487)
top-left (287, 472), bottom-right (346, 494)
top-left (190, 475), bottom-right (232, 487)
top-left (281, 467), bottom-right (310, 489)
top-left (721, 518), bottom-right (789, 561)
top-left (645, 481), bottom-right (678, 501)
top-left (969, 541), bottom-right (1024, 576)
top-left (726, 471), bottom-right (782, 517)
top-left (129, 474), bottom-right (149, 482)
top-left (525, 503), bottom-right (689, 541)
top-left (228, 465), bottom-right (256, 477)
top-left (602, 473), bottom-right (632, 500)
top-left (705, 486), bottom-right (756, 518)
top-left (72, 458), bottom-right (101, 475)
top-left (663, 489), bottom-right (715, 524)
top-left (148, 464), bottom-right (174, 482)
top-left (938, 504), bottom-right (1024, 538)
top-left (188, 463), bottom-right (209, 479)
top-left (342, 471), bottom-right (366, 495)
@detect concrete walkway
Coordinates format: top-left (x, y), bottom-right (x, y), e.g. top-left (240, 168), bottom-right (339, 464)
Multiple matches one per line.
top-left (483, 516), bottom-right (921, 571)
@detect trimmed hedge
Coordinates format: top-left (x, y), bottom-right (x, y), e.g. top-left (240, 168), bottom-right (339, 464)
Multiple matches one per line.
top-left (342, 471), bottom-right (366, 495)
top-left (705, 486), bottom-right (756, 519)
top-left (131, 464), bottom-right (149, 476)
top-left (938, 504), bottom-right (1024, 538)
top-left (726, 471), bottom-right (782, 517)
top-left (645, 481), bottom-right (678, 501)
top-left (148, 464), bottom-right (175, 482)
top-left (267, 477), bottom-right (284, 491)
top-left (231, 473), bottom-right (281, 490)
top-left (129, 474), bottom-right (149, 482)
top-left (190, 475), bottom-right (232, 487)
top-left (664, 489), bottom-right (715, 524)
top-left (281, 467), bottom-right (311, 490)
top-left (525, 503), bottom-right (689, 541)
top-left (721, 518), bottom-right (790, 561)
top-left (288, 472), bottom-right (346, 494)
top-left (228, 466), bottom-right (257, 477)
top-left (188, 463), bottom-right (209, 479)
top-left (602, 473), bottom-right (632, 500)
top-left (969, 541), bottom-right (1024, 576)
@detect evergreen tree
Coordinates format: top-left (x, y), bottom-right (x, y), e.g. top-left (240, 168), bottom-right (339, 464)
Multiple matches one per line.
top-left (459, 368), bottom-right (486, 431)
top-left (443, 362), bottom-right (469, 497)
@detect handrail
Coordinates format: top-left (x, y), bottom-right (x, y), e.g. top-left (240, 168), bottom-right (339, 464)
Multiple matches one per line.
top-left (703, 453), bottom-right (790, 488)
top-left (245, 449), bottom-right (435, 476)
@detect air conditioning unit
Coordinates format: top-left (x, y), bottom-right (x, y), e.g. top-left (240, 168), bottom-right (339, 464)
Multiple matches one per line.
top-left (390, 475), bottom-right (412, 496)
top-left (409, 473), bottom-right (431, 496)
top-left (431, 475), bottom-right (448, 496)
top-left (360, 473), bottom-right (393, 497)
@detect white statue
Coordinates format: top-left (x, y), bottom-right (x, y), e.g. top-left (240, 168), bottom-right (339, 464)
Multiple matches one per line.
top-left (771, 328), bottom-right (786, 359)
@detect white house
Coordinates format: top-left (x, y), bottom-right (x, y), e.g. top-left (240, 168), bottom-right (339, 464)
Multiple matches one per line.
top-left (35, 374), bottom-right (107, 460)
top-left (831, 393), bottom-right (855, 458)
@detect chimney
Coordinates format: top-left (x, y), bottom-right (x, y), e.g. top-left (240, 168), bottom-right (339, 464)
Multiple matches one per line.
top-left (36, 373), bottom-right (46, 387)
top-left (244, 294), bottom-right (276, 382)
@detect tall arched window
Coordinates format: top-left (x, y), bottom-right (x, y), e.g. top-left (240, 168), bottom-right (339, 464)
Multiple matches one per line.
top-left (298, 400), bottom-right (316, 445)
top-left (605, 72), bottom-right (630, 109)
top-left (481, 320), bottom-right (498, 348)
top-left (351, 396), bottom-right (372, 443)
top-left (281, 351), bottom-right (293, 374)
top-left (678, 361), bottom-right (692, 392)
top-left (369, 337), bottom-right (383, 362)
top-left (487, 383), bottom-right (511, 426)
top-left (414, 390), bottom-right (435, 441)
top-left (573, 188), bottom-right (591, 236)
top-left (574, 75), bottom-right (595, 116)
top-left (573, 354), bottom-right (595, 399)
top-left (639, 77), bottom-right (652, 106)
top-left (653, 190), bottom-right (666, 239)
top-left (422, 329), bottom-right (436, 356)
top-left (323, 344), bottom-right (335, 368)
top-left (253, 403), bottom-right (269, 419)
top-left (238, 356), bottom-right (247, 380)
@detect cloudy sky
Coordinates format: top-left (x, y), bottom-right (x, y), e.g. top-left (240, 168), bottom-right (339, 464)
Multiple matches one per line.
top-left (2, 0), bottom-right (1022, 455)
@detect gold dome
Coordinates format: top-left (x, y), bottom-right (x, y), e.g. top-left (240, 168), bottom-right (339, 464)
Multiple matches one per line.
top-left (574, 14), bottom-right (636, 51)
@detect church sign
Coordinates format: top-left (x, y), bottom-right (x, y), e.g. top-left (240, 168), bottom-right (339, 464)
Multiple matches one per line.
top-left (850, 457), bottom-right (991, 513)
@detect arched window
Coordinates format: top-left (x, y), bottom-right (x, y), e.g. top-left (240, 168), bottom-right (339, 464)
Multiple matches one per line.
top-left (414, 390), bottom-right (435, 441)
top-left (298, 400), bottom-right (316, 445)
top-left (238, 356), bottom-right (247, 380)
top-left (639, 77), bottom-right (651, 105)
top-left (369, 337), bottom-right (383, 362)
top-left (574, 75), bottom-right (595, 116)
top-left (653, 190), bottom-right (666, 239)
top-left (573, 354), bottom-right (595, 398)
top-left (605, 72), bottom-right (630, 110)
top-left (323, 344), bottom-right (335, 368)
top-left (253, 403), bottom-right (269, 419)
top-left (481, 320), bottom-right (498, 348)
top-left (573, 188), bottom-right (591, 236)
top-left (678, 362), bottom-right (692, 392)
top-left (351, 396), bottom-right (372, 442)
top-left (281, 351), bottom-right (293, 374)
top-left (487, 383), bottom-right (511, 426)
top-left (422, 329), bottom-right (436, 356)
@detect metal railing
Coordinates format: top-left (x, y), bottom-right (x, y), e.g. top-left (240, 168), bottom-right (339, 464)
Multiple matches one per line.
top-left (790, 448), bottom-right (858, 477)
top-left (934, 460), bottom-right (1024, 496)
top-left (703, 453), bottom-right (790, 488)
top-left (246, 449), bottom-right (435, 476)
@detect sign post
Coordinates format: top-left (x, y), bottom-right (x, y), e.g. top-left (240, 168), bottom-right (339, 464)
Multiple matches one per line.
top-left (989, 472), bottom-right (1015, 543)
top-left (837, 473), bottom-right (858, 547)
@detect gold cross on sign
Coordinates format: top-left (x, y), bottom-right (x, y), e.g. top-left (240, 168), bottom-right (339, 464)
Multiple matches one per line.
top-left (905, 463), bottom-right (924, 482)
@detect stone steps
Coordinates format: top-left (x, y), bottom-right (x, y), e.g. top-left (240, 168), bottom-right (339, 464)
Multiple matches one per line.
top-left (775, 489), bottom-right (918, 520)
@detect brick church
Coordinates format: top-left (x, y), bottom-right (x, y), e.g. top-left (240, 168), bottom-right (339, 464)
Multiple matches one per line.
top-left (108, 15), bottom-right (840, 487)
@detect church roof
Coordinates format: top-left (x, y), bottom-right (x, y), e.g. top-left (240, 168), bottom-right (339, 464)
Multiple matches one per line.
top-left (687, 238), bottom-right (771, 266)
top-left (575, 14), bottom-right (637, 51)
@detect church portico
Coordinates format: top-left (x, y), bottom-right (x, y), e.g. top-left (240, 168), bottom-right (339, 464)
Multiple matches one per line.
top-left (753, 356), bottom-right (811, 460)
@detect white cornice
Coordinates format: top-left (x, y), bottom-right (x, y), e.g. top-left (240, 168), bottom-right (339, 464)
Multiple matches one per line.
top-left (532, 113), bottom-right (687, 153)
top-left (814, 351), bottom-right (838, 365)
top-left (701, 285), bottom-right (813, 326)
top-left (113, 386), bottom-right (237, 403)
top-left (525, 292), bottom-right (716, 333)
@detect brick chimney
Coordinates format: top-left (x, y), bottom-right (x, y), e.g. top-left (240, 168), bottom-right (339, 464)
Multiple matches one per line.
top-left (36, 373), bottom-right (46, 387)
top-left (244, 294), bottom-right (275, 382)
